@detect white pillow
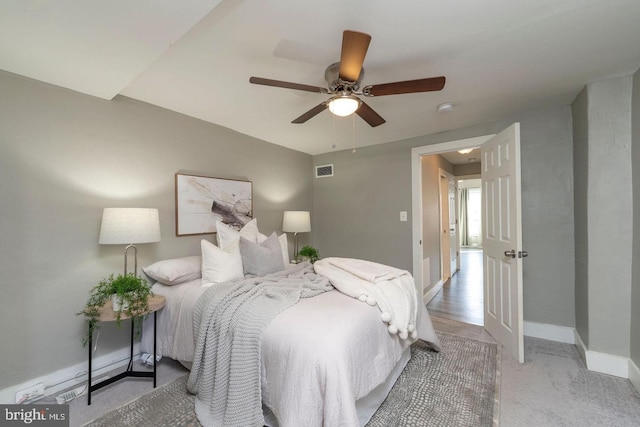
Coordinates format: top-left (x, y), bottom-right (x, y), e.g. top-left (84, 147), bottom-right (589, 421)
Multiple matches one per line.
top-left (216, 218), bottom-right (259, 250)
top-left (143, 256), bottom-right (202, 285)
top-left (258, 232), bottom-right (289, 266)
top-left (201, 239), bottom-right (244, 288)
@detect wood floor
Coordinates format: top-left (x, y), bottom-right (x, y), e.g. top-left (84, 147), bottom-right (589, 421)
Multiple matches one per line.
top-left (426, 248), bottom-right (484, 326)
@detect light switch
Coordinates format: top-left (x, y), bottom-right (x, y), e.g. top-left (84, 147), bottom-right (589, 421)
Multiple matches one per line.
top-left (400, 211), bottom-right (408, 222)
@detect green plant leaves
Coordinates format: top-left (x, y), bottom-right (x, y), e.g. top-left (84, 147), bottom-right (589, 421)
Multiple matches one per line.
top-left (77, 273), bottom-right (153, 347)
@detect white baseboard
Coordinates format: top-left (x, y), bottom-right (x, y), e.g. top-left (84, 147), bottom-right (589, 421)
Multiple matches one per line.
top-left (585, 350), bottom-right (629, 378)
top-left (629, 359), bottom-right (640, 394)
top-left (423, 279), bottom-right (444, 305)
top-left (574, 331), bottom-right (629, 378)
top-left (0, 343), bottom-right (140, 404)
top-left (574, 330), bottom-right (587, 364)
top-left (523, 321), bottom-right (575, 344)
top-left (523, 323), bottom-right (635, 379)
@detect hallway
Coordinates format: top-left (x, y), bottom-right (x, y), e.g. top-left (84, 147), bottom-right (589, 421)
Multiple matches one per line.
top-left (426, 248), bottom-right (484, 325)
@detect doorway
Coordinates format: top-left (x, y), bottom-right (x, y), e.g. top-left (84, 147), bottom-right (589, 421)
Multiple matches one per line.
top-left (427, 248), bottom-right (483, 324)
top-left (410, 135), bottom-right (493, 323)
top-left (411, 124), bottom-right (525, 362)
top-left (428, 177), bottom-right (483, 325)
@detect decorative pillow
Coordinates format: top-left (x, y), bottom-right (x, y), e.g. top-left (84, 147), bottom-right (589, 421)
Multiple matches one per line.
top-left (201, 239), bottom-right (244, 288)
top-left (257, 232), bottom-right (289, 266)
top-left (143, 256), bottom-right (202, 286)
top-left (240, 232), bottom-right (285, 276)
top-left (216, 218), bottom-right (259, 250)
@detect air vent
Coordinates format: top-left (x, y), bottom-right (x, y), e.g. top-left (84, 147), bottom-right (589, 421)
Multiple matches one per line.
top-left (315, 164), bottom-right (334, 178)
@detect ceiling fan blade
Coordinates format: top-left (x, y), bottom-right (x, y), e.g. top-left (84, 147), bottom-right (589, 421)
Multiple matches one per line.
top-left (250, 76), bottom-right (328, 94)
top-left (356, 100), bottom-right (386, 127)
top-left (364, 76), bottom-right (446, 97)
top-left (339, 30), bottom-right (371, 82)
top-left (292, 102), bottom-right (328, 124)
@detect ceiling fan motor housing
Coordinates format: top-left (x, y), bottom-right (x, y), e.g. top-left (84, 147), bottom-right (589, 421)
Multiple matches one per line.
top-left (325, 62), bottom-right (364, 93)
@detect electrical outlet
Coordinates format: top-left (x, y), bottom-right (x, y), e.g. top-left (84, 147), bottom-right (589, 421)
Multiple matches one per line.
top-left (15, 382), bottom-right (45, 403)
top-left (56, 385), bottom-right (85, 404)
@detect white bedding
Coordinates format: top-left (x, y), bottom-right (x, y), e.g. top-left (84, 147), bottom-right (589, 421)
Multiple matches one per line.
top-left (142, 274), bottom-right (437, 426)
top-left (314, 257), bottom-right (418, 340)
top-left (261, 290), bottom-right (410, 427)
top-left (142, 278), bottom-right (204, 363)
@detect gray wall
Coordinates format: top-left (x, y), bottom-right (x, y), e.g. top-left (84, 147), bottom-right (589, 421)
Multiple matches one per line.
top-left (313, 105), bottom-right (576, 328)
top-left (631, 68), bottom-right (640, 366)
top-left (311, 142), bottom-right (419, 269)
top-left (588, 77), bottom-right (633, 356)
top-left (497, 107), bottom-right (576, 327)
top-left (0, 70), bottom-right (313, 391)
top-left (421, 155), bottom-right (454, 288)
top-left (572, 87), bottom-right (590, 346)
top-left (571, 76), bottom-right (633, 356)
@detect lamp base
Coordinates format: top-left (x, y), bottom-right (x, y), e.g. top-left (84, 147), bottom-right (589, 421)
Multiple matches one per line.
top-left (293, 233), bottom-right (300, 262)
top-left (124, 244), bottom-right (138, 277)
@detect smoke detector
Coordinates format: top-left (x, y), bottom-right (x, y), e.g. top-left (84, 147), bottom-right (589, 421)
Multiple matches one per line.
top-left (437, 102), bottom-right (454, 112)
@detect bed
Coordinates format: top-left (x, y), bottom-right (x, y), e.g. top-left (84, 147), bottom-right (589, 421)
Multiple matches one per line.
top-left (140, 220), bottom-right (440, 427)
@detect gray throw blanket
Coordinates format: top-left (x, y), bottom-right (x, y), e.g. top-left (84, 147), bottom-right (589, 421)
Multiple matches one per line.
top-left (187, 263), bottom-right (332, 427)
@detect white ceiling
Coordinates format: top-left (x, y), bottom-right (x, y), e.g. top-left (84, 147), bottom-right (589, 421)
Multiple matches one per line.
top-left (440, 149), bottom-right (482, 166)
top-left (2, 0), bottom-right (639, 155)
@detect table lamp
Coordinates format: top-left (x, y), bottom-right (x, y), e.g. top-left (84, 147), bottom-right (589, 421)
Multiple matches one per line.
top-left (282, 211), bottom-right (311, 260)
top-left (99, 208), bottom-right (161, 276)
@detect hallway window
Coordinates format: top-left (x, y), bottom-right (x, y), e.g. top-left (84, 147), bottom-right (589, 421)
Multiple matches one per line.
top-left (468, 187), bottom-right (482, 239)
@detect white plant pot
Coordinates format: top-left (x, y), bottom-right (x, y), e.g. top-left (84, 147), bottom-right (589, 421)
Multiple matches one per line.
top-left (111, 295), bottom-right (130, 312)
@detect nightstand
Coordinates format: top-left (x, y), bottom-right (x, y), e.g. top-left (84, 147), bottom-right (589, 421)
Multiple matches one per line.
top-left (87, 294), bottom-right (166, 405)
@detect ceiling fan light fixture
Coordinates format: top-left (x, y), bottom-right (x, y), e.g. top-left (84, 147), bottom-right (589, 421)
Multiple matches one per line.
top-left (328, 95), bottom-right (361, 117)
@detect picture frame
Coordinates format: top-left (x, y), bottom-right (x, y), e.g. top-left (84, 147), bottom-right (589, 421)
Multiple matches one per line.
top-left (175, 173), bottom-right (253, 236)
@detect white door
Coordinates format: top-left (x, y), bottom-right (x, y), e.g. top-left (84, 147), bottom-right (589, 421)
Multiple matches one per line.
top-left (448, 177), bottom-right (458, 275)
top-left (439, 172), bottom-right (451, 281)
top-left (482, 123), bottom-right (525, 363)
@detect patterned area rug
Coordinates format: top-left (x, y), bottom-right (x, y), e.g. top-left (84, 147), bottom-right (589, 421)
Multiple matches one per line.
top-left (367, 333), bottom-right (500, 427)
top-left (84, 332), bottom-right (499, 427)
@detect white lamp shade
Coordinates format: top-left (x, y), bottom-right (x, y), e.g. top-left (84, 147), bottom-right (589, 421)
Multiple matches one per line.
top-left (282, 211), bottom-right (311, 233)
top-left (99, 208), bottom-right (161, 244)
top-left (328, 96), bottom-right (361, 117)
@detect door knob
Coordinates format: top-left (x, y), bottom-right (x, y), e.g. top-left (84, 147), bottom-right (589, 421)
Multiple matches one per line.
top-left (518, 250), bottom-right (528, 258)
top-left (504, 249), bottom-right (516, 258)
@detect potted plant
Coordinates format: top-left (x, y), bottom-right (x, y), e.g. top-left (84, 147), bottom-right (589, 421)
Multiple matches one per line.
top-left (78, 273), bottom-right (153, 347)
top-left (297, 245), bottom-right (319, 264)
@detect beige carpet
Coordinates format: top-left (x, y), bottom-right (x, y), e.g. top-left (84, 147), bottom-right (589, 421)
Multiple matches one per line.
top-left (64, 316), bottom-right (640, 426)
top-left (83, 332), bottom-right (499, 427)
top-left (431, 317), bottom-right (640, 426)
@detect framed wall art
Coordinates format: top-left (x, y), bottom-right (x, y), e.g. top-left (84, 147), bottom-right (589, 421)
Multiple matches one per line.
top-left (175, 173), bottom-right (253, 236)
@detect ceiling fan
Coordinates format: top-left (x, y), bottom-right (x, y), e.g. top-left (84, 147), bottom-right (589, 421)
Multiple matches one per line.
top-left (249, 30), bottom-right (446, 127)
